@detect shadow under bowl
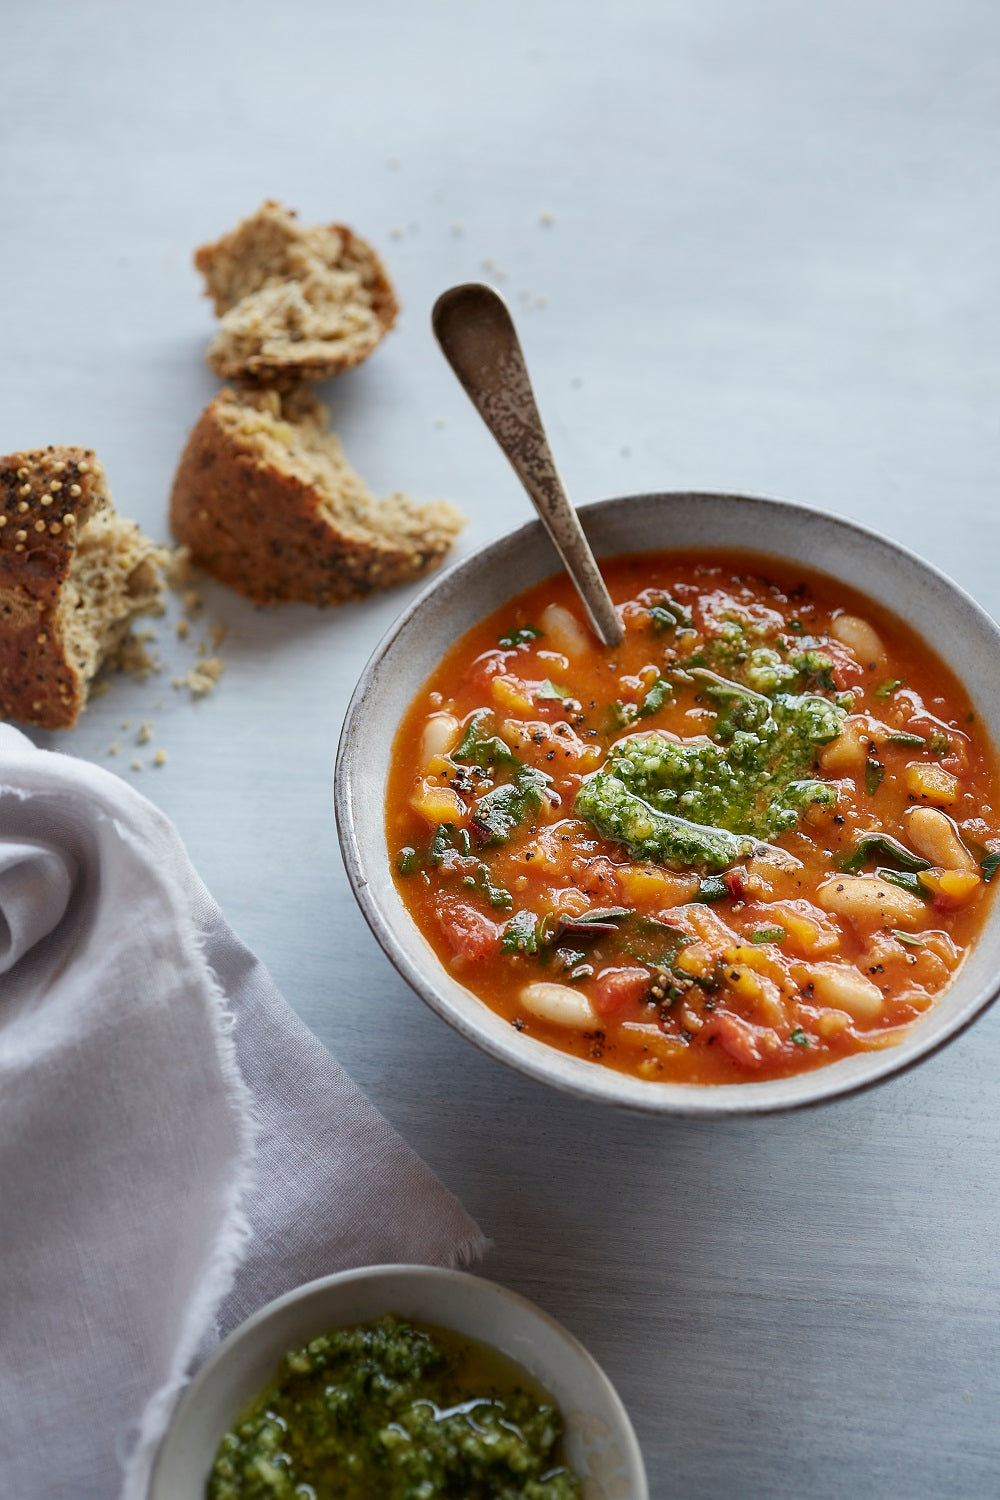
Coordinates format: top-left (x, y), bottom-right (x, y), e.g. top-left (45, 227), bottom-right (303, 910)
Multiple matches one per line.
top-left (335, 491), bottom-right (1000, 1117)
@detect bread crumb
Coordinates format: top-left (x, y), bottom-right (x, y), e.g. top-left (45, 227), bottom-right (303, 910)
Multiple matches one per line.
top-left (174, 657), bottom-right (225, 698)
top-left (539, 211), bottom-right (555, 227)
top-left (389, 227), bottom-right (405, 241)
top-left (209, 623), bottom-right (227, 650)
top-left (107, 742), bottom-right (120, 755)
top-left (433, 418), bottom-right (446, 430)
top-left (112, 635), bottom-right (161, 678)
top-left (137, 721), bottom-right (153, 745)
top-left (176, 619), bottom-right (190, 640)
top-left (166, 545), bottom-right (193, 589)
top-left (153, 749), bottom-right (167, 767)
top-left (182, 589), bottom-right (203, 616)
top-left (131, 758), bottom-right (143, 771)
top-left (450, 223), bottom-right (464, 237)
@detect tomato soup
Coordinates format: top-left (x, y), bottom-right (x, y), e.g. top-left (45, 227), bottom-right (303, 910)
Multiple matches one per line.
top-left (386, 553), bottom-right (1000, 1084)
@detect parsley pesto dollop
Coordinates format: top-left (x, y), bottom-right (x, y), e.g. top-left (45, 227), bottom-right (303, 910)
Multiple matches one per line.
top-left (575, 668), bottom-right (844, 872)
top-left (207, 1315), bottom-right (581, 1500)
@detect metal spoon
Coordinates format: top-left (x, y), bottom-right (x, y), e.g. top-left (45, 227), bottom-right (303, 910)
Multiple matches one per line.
top-left (432, 282), bottom-right (625, 649)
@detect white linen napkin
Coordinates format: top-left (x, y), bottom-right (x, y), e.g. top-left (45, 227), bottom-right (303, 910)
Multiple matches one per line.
top-left (0, 725), bottom-right (486, 1500)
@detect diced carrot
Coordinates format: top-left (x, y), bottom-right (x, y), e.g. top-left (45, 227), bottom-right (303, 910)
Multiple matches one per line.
top-left (491, 675), bottom-right (535, 714)
top-left (410, 781), bottom-right (466, 827)
top-left (905, 762), bottom-right (959, 805)
top-left (918, 867), bottom-right (981, 910)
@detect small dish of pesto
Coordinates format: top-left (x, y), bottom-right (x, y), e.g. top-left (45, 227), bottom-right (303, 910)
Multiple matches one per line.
top-left (208, 1315), bottom-right (580, 1499)
top-left (150, 1264), bottom-right (648, 1500)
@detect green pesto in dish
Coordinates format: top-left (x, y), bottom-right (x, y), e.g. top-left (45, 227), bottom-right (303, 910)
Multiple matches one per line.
top-left (575, 665), bottom-right (845, 871)
top-left (206, 1315), bottom-right (581, 1500)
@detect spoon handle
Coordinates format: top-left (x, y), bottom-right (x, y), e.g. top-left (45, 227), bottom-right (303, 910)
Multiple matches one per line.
top-left (432, 283), bottom-right (625, 649)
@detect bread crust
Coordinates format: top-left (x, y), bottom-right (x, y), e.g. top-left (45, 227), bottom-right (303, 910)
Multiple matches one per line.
top-left (194, 201), bottom-right (399, 386)
top-left (169, 389), bottom-right (464, 607)
top-left (0, 448), bottom-right (107, 728)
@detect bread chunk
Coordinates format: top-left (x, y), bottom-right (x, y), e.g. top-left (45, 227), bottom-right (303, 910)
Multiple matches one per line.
top-left (169, 388), bottom-right (465, 607)
top-left (195, 201), bottom-right (399, 385)
top-left (0, 448), bottom-right (166, 729)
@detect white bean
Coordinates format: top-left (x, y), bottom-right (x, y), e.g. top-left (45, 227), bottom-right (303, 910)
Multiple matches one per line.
top-left (540, 603), bottom-right (590, 659)
top-left (817, 874), bottom-right (925, 928)
top-left (830, 614), bottom-right (885, 668)
top-left (519, 982), bottom-right (597, 1029)
top-left (420, 713), bottom-right (460, 767)
top-left (807, 962), bottom-right (884, 1020)
top-left (905, 807), bottom-right (974, 871)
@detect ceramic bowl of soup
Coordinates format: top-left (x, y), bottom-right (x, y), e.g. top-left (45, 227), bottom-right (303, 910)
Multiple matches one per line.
top-left (335, 491), bottom-right (1000, 1115)
top-left (149, 1264), bottom-right (647, 1500)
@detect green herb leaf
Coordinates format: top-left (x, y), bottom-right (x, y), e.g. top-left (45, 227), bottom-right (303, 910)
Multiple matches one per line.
top-left (788, 619), bottom-right (804, 634)
top-left (500, 909), bottom-right (539, 954)
top-left (477, 865), bottom-right (513, 909)
top-left (874, 678), bottom-right (901, 700)
top-left (750, 926), bottom-right (786, 944)
top-left (637, 675), bottom-right (671, 718)
top-left (396, 847), bottom-right (418, 876)
top-left (865, 756), bottom-right (885, 796)
top-left (555, 946), bottom-right (588, 972)
top-left (537, 679), bottom-right (569, 701)
top-left (875, 866), bottom-right (930, 899)
top-left (981, 851), bottom-right (1000, 884)
top-left (789, 1027), bottom-right (809, 1046)
top-left (498, 624), bottom-right (543, 648)
top-left (885, 732), bottom-right (925, 747)
top-left (892, 930), bottom-right (925, 948)
top-left (927, 730), bottom-right (950, 757)
top-left (792, 650), bottom-right (837, 694)
top-left (696, 874), bottom-right (729, 903)
top-left (428, 823), bottom-right (458, 866)
top-left (837, 833), bottom-right (931, 875)
top-left (649, 605), bottom-right (677, 633)
top-left (454, 710), bottom-right (521, 771)
top-left (648, 596), bottom-right (692, 633)
top-left (471, 765), bottom-right (550, 845)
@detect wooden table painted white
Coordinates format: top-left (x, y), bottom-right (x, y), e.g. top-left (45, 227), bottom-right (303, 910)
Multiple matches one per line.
top-left (5, 2), bottom-right (999, 1494)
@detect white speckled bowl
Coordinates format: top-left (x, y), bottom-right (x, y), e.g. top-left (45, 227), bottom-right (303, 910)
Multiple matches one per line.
top-left (335, 492), bottom-right (1000, 1116)
top-left (148, 1264), bottom-right (647, 1500)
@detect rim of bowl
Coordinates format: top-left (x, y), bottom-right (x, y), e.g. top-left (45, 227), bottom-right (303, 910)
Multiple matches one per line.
top-left (150, 1262), bottom-right (648, 1499)
top-left (335, 490), bottom-right (1000, 1117)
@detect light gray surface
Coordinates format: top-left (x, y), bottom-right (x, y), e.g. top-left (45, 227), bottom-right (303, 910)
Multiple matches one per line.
top-left (4, 2), bottom-right (999, 1496)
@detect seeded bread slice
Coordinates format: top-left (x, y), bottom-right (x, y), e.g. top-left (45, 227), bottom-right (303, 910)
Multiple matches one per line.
top-left (0, 449), bottom-right (166, 729)
top-left (169, 388), bottom-right (465, 607)
top-left (195, 201), bottom-right (399, 385)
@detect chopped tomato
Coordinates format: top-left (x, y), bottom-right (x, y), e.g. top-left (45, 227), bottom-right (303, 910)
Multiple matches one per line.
top-left (574, 855), bottom-right (622, 898)
top-left (592, 966), bottom-right (650, 1017)
top-left (465, 649), bottom-right (508, 691)
top-left (703, 1010), bottom-right (778, 1069)
top-left (435, 899), bottom-right (500, 963)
